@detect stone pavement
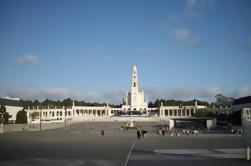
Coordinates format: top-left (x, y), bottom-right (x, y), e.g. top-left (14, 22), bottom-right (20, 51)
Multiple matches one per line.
top-left (0, 122), bottom-right (250, 166)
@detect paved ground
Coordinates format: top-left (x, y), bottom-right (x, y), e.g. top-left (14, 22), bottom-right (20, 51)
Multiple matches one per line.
top-left (0, 122), bottom-right (250, 166)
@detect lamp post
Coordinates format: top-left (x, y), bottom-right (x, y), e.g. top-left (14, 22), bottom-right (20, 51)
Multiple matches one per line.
top-left (0, 112), bottom-right (4, 133)
top-left (64, 106), bottom-right (67, 128)
top-left (40, 105), bottom-right (42, 131)
top-left (0, 105), bottom-right (6, 133)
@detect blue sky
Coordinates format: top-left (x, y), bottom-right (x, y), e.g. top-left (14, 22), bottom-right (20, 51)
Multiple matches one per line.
top-left (0, 0), bottom-right (251, 103)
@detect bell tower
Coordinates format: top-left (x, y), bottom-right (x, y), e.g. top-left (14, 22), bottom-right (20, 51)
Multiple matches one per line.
top-left (131, 64), bottom-right (139, 94)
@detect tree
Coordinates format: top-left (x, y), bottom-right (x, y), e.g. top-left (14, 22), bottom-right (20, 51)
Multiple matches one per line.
top-left (230, 111), bottom-right (241, 125)
top-left (194, 110), bottom-right (213, 117)
top-left (31, 111), bottom-right (39, 120)
top-left (215, 94), bottom-right (235, 107)
top-left (61, 98), bottom-right (73, 107)
top-left (153, 99), bottom-right (161, 107)
top-left (0, 105), bottom-right (10, 124)
top-left (33, 99), bottom-right (40, 106)
top-left (20, 100), bottom-right (33, 109)
top-left (148, 101), bottom-right (154, 108)
top-left (16, 109), bottom-right (27, 124)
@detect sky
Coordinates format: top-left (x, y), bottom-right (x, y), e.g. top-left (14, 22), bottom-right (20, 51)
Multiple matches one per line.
top-left (0, 0), bottom-right (251, 104)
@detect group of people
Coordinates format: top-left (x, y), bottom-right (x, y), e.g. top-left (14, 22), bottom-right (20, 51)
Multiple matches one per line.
top-left (156, 127), bottom-right (200, 136)
top-left (231, 128), bottom-right (243, 135)
top-left (137, 129), bottom-right (147, 140)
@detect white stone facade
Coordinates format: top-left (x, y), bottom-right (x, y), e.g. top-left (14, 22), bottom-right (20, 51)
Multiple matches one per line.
top-left (0, 97), bottom-right (23, 123)
top-left (5, 105), bottom-right (23, 123)
top-left (25, 65), bottom-right (210, 124)
top-left (26, 102), bottom-right (121, 124)
top-left (122, 65), bottom-right (148, 112)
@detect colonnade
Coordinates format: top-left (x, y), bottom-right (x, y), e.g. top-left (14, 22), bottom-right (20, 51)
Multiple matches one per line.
top-left (160, 107), bottom-right (195, 117)
top-left (73, 109), bottom-right (109, 117)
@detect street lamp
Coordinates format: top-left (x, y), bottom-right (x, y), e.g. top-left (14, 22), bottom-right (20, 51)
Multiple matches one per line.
top-left (0, 110), bottom-right (4, 133)
top-left (64, 106), bottom-right (67, 128)
top-left (40, 105), bottom-right (42, 131)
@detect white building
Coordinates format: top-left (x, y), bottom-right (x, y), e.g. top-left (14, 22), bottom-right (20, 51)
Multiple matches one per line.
top-left (0, 96), bottom-right (23, 123)
top-left (25, 64), bottom-right (212, 126)
top-left (232, 96), bottom-right (251, 112)
top-left (159, 100), bottom-right (207, 118)
top-left (26, 102), bottom-right (121, 124)
top-left (122, 64), bottom-right (148, 112)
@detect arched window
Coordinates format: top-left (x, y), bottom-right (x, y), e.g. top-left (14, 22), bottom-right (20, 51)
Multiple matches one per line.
top-left (52, 112), bottom-right (54, 117)
top-left (170, 110), bottom-right (173, 116)
top-left (60, 111), bottom-right (62, 116)
top-left (165, 110), bottom-right (168, 116)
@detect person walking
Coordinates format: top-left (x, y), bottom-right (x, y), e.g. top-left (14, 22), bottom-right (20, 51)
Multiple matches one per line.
top-left (162, 129), bottom-right (165, 136)
top-left (137, 130), bottom-right (141, 140)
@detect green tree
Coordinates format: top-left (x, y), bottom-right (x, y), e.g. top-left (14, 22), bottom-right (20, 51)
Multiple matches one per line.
top-left (148, 101), bottom-right (154, 108)
top-left (61, 98), bottom-right (73, 107)
top-left (194, 110), bottom-right (214, 117)
top-left (31, 111), bottom-right (40, 120)
top-left (215, 94), bottom-right (235, 107)
top-left (33, 99), bottom-right (40, 106)
top-left (20, 100), bottom-right (33, 109)
top-left (230, 111), bottom-right (241, 125)
top-left (0, 105), bottom-right (10, 124)
top-left (153, 99), bottom-right (161, 107)
top-left (16, 109), bottom-right (27, 124)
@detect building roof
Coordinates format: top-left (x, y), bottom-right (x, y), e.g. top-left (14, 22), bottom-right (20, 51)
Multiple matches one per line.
top-left (0, 98), bottom-right (22, 107)
top-left (232, 96), bottom-right (251, 105)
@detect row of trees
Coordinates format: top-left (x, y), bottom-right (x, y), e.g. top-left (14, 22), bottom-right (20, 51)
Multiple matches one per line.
top-left (0, 105), bottom-right (10, 124)
top-left (12, 93), bottom-right (236, 124)
top-left (148, 94), bottom-right (235, 108)
top-left (148, 99), bottom-right (209, 108)
top-left (21, 98), bottom-right (121, 109)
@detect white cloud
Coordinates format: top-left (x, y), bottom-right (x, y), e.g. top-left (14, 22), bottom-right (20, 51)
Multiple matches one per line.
top-left (174, 28), bottom-right (191, 40)
top-left (188, 37), bottom-right (202, 47)
top-left (230, 86), bottom-right (251, 98)
top-left (17, 54), bottom-right (38, 64)
top-left (186, 0), bottom-right (198, 9)
top-left (0, 86), bottom-right (124, 104)
top-left (248, 40), bottom-right (251, 49)
top-left (185, 0), bottom-right (215, 12)
top-left (173, 27), bottom-right (201, 48)
top-left (1, 86), bottom-right (250, 104)
top-left (144, 86), bottom-right (221, 101)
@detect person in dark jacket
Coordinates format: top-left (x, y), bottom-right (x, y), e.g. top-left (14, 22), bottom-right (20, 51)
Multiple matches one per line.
top-left (137, 130), bottom-right (141, 140)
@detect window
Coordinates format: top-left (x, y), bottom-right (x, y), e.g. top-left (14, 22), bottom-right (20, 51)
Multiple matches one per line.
top-left (134, 82), bottom-right (136, 87)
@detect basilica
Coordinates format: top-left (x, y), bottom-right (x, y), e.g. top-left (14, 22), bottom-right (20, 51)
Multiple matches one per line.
top-left (122, 64), bottom-right (148, 112)
top-left (25, 65), bottom-right (211, 128)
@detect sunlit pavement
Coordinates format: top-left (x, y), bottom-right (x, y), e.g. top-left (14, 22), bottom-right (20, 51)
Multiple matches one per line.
top-left (127, 134), bottom-right (250, 166)
top-left (0, 122), bottom-right (250, 166)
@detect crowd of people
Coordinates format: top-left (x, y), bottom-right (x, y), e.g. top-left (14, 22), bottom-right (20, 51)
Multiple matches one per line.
top-left (135, 126), bottom-right (201, 140)
top-left (155, 127), bottom-right (200, 136)
top-left (137, 129), bottom-right (148, 140)
top-left (231, 128), bottom-right (243, 135)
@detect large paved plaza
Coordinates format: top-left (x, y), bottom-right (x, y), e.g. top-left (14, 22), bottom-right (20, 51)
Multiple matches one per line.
top-left (0, 122), bottom-right (250, 166)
